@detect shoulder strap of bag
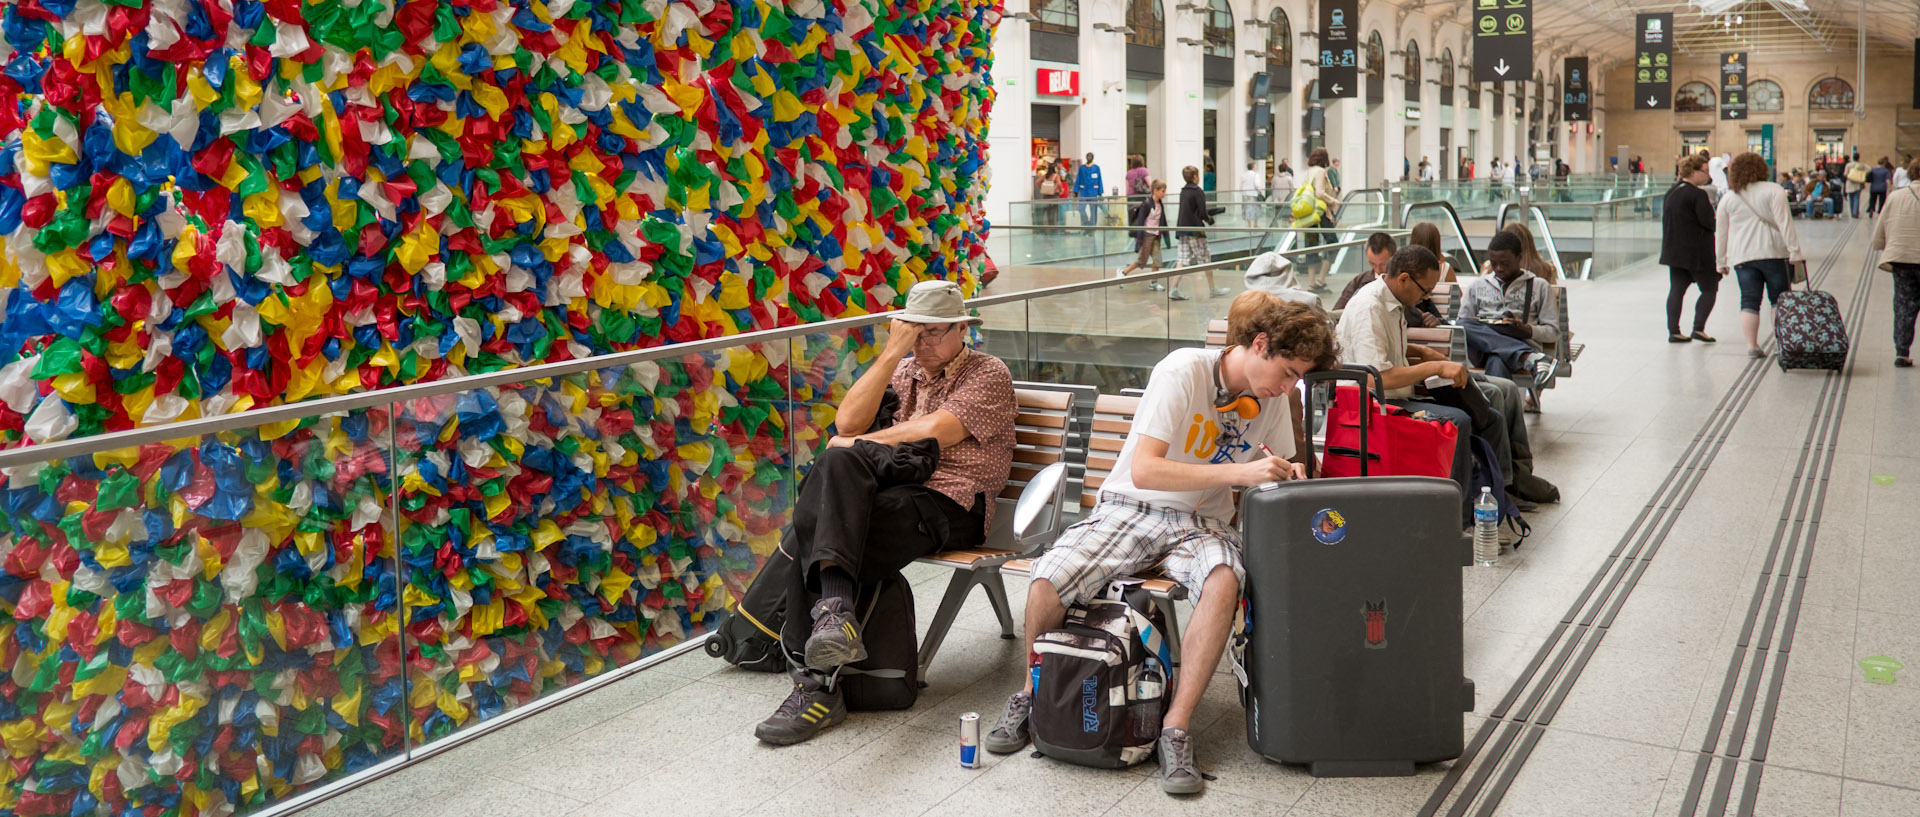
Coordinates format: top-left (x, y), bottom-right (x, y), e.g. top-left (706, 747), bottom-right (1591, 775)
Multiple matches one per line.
top-left (1118, 582), bottom-right (1174, 673)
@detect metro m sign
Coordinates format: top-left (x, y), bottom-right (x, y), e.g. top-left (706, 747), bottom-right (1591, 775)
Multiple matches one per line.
top-left (1037, 69), bottom-right (1080, 96)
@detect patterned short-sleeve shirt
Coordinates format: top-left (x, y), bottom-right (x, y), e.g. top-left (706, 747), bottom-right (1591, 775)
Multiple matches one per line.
top-left (888, 348), bottom-right (1016, 529)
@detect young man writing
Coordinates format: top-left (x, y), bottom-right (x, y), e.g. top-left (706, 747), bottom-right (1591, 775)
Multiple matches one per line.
top-left (984, 291), bottom-right (1339, 795)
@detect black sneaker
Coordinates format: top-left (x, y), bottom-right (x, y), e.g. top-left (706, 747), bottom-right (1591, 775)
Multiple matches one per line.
top-left (984, 691), bottom-right (1032, 754)
top-left (1158, 727), bottom-right (1203, 794)
top-left (754, 672), bottom-right (847, 746)
top-left (802, 597), bottom-right (867, 671)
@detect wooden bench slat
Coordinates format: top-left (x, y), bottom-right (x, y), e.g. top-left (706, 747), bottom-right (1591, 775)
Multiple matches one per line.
top-left (1011, 449), bottom-right (1061, 466)
top-left (1014, 412), bottom-right (1069, 429)
top-left (1014, 389), bottom-right (1074, 410)
top-left (1089, 436), bottom-right (1127, 453)
top-left (1014, 429), bottom-right (1067, 448)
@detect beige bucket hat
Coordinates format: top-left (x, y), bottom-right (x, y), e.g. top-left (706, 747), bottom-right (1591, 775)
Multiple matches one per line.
top-left (894, 280), bottom-right (983, 326)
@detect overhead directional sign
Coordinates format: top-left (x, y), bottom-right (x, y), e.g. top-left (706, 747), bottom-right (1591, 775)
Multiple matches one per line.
top-left (1720, 52), bottom-right (1747, 120)
top-left (1634, 13), bottom-right (1673, 110)
top-left (1318, 0), bottom-right (1358, 98)
top-left (1473, 0), bottom-right (1532, 83)
top-left (1563, 57), bottom-right (1590, 121)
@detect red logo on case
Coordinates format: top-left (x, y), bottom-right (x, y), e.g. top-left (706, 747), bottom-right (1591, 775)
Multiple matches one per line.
top-left (1362, 600), bottom-right (1387, 649)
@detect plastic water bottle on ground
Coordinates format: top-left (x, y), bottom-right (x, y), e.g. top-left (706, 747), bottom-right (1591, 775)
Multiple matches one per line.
top-left (1474, 487), bottom-right (1501, 566)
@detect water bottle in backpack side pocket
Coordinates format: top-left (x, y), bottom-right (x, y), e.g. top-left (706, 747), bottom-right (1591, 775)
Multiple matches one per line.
top-left (1474, 487), bottom-right (1500, 566)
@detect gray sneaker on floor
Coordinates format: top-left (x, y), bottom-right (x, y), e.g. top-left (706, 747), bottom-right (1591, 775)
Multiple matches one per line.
top-left (803, 597), bottom-right (867, 671)
top-left (755, 671), bottom-right (847, 745)
top-left (1158, 726), bottom-right (1203, 794)
top-left (984, 691), bottom-right (1032, 754)
top-left (1169, 288), bottom-right (1190, 301)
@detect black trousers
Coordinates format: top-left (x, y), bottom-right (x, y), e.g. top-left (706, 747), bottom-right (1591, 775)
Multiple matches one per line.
top-left (1667, 266), bottom-right (1720, 335)
top-left (790, 445), bottom-right (985, 591)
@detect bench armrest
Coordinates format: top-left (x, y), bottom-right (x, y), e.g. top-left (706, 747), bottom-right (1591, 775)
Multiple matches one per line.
top-left (1012, 461), bottom-right (1070, 553)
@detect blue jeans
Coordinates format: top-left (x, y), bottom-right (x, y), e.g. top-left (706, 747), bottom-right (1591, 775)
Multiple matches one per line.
top-left (1462, 318), bottom-right (1538, 379)
top-left (1847, 190), bottom-right (1861, 217)
top-left (1806, 198), bottom-right (1831, 218)
top-left (1735, 259), bottom-right (1792, 313)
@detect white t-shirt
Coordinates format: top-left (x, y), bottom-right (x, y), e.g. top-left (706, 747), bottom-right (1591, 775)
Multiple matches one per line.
top-left (1102, 348), bottom-right (1296, 524)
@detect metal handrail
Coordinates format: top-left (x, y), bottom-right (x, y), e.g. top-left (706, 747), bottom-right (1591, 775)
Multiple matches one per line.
top-left (1399, 200), bottom-right (1480, 272)
top-left (0, 212), bottom-right (1418, 469)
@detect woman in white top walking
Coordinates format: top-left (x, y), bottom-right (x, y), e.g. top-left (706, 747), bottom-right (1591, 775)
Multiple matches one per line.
top-left (1268, 160), bottom-right (1295, 227)
top-left (1715, 152), bottom-right (1806, 358)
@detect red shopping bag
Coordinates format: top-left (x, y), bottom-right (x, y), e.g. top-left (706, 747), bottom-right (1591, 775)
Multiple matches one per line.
top-left (1320, 384), bottom-right (1457, 479)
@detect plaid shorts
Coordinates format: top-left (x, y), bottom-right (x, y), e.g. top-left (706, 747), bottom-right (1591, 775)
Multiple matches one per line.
top-left (1027, 494), bottom-right (1243, 608)
top-left (1178, 235), bottom-right (1210, 268)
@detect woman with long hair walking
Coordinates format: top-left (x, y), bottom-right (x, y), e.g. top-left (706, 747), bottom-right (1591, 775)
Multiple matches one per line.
top-left (1716, 152), bottom-right (1806, 358)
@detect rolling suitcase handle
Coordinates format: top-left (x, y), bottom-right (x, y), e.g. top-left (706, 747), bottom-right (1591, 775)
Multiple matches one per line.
top-left (1301, 365), bottom-right (1385, 478)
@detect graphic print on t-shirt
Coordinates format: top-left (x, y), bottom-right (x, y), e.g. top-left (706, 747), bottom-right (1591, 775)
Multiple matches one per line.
top-left (1181, 413), bottom-right (1252, 463)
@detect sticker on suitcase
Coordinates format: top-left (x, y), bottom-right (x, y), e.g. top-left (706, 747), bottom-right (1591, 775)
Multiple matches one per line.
top-left (1362, 600), bottom-right (1388, 649)
top-left (1311, 509), bottom-right (1349, 545)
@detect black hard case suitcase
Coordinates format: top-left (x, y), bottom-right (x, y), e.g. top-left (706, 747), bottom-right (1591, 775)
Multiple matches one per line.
top-left (1240, 367), bottom-right (1474, 776)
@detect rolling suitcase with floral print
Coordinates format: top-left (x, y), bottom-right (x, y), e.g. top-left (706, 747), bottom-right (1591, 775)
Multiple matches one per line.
top-left (1774, 289), bottom-right (1848, 371)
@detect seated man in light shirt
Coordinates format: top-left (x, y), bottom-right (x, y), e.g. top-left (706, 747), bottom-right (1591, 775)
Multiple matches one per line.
top-left (1337, 246), bottom-right (1512, 520)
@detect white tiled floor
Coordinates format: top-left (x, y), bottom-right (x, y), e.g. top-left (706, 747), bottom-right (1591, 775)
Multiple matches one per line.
top-left (293, 220), bottom-right (1919, 816)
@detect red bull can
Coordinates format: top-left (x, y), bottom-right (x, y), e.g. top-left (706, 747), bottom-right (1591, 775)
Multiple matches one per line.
top-left (959, 712), bottom-right (981, 768)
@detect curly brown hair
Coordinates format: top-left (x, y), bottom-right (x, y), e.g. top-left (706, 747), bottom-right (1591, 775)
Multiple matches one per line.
top-left (1226, 290), bottom-right (1340, 371)
top-left (1678, 154), bottom-right (1710, 178)
top-left (1727, 152), bottom-right (1769, 192)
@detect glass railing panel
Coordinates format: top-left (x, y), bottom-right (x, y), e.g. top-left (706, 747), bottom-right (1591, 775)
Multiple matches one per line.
top-left (391, 345), bottom-right (794, 749)
top-left (994, 274), bottom-right (1176, 395)
top-left (0, 407), bottom-right (406, 815)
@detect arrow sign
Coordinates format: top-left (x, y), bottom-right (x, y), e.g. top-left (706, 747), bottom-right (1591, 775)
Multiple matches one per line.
top-left (1634, 13), bottom-right (1673, 109)
top-left (1332, 84), bottom-right (1344, 94)
top-left (1474, 1), bottom-right (1532, 83)
top-left (1647, 96), bottom-right (1657, 106)
top-left (1317, 0), bottom-right (1358, 98)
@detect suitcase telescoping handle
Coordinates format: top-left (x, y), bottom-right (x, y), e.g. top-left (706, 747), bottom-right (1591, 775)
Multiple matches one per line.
top-left (1301, 364), bottom-right (1386, 479)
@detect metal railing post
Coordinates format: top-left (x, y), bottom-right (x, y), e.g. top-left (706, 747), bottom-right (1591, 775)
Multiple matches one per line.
top-left (1390, 187), bottom-right (1403, 229)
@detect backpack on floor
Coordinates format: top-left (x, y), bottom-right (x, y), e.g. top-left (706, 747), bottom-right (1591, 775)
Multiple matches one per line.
top-left (1774, 289), bottom-right (1849, 371)
top-left (1468, 435), bottom-right (1531, 547)
top-left (831, 578), bottom-right (921, 711)
top-left (1029, 580), bottom-right (1174, 769)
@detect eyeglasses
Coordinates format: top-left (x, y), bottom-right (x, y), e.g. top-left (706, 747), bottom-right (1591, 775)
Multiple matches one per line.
top-left (916, 323), bottom-right (961, 342)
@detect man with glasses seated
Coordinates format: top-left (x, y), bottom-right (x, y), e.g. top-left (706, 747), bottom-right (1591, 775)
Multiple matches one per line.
top-left (755, 280), bottom-right (1016, 745)
top-left (984, 291), bottom-right (1339, 795)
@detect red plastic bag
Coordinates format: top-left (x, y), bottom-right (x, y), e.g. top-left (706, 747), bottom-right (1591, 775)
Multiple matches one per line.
top-left (1320, 385), bottom-right (1456, 479)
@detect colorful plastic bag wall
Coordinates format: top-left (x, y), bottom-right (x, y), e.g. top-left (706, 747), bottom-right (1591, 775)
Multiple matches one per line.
top-left (0, 0), bottom-right (998, 810)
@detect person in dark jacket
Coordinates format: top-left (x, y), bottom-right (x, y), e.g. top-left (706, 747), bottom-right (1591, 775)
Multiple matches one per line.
top-left (1117, 179), bottom-right (1171, 288)
top-left (1661, 154), bottom-right (1720, 343)
top-left (1170, 165), bottom-right (1226, 301)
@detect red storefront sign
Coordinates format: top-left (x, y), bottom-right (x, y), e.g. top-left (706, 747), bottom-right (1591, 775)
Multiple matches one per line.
top-left (1036, 69), bottom-right (1080, 96)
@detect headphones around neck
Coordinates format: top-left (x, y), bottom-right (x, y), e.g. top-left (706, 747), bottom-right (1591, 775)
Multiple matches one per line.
top-left (1212, 350), bottom-right (1261, 418)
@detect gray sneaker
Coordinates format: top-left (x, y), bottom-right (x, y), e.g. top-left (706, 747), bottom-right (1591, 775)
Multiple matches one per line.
top-left (1158, 727), bottom-right (1203, 794)
top-left (984, 691), bottom-right (1032, 754)
top-left (754, 672), bottom-right (846, 745)
top-left (803, 598), bottom-right (867, 671)
top-left (1530, 353), bottom-right (1557, 391)
top-left (1168, 288), bottom-right (1190, 301)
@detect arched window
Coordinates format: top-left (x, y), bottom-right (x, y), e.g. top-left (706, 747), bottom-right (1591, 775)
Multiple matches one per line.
top-left (1404, 40), bottom-right (1421, 103)
top-left (1202, 0), bottom-right (1233, 57)
top-left (1675, 81), bottom-right (1715, 113)
top-left (1365, 32), bottom-right (1385, 104)
top-left (1808, 77), bottom-right (1854, 110)
top-left (1031, 0), bottom-right (1077, 35)
top-left (1439, 49), bottom-right (1455, 106)
top-left (1126, 0), bottom-right (1163, 47)
top-left (1747, 79), bottom-right (1784, 113)
top-left (1266, 9), bottom-right (1291, 70)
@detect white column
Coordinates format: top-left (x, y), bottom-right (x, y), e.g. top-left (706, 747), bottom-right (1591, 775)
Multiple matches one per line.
top-left (1079, 14), bottom-right (1129, 196)
top-left (1165, 17), bottom-right (1206, 181)
top-left (985, 11), bottom-right (1033, 225)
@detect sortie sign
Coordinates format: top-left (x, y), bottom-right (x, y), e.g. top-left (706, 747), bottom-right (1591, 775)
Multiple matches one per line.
top-left (1317, 0), bottom-right (1357, 98)
top-left (1634, 13), bottom-right (1673, 110)
top-left (1473, 0), bottom-right (1532, 84)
